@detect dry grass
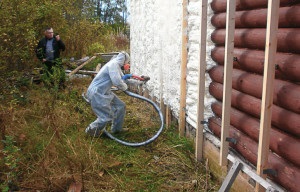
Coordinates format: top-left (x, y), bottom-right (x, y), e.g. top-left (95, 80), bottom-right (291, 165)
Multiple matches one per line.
top-left (0, 77), bottom-right (220, 192)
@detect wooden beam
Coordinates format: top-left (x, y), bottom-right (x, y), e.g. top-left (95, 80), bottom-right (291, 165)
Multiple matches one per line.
top-left (68, 56), bottom-right (96, 77)
top-left (179, 0), bottom-right (188, 137)
top-left (160, 102), bottom-right (166, 125)
top-left (65, 69), bottom-right (97, 75)
top-left (195, 0), bottom-right (208, 162)
top-left (220, 0), bottom-right (236, 166)
top-left (256, 0), bottom-right (280, 191)
top-left (166, 105), bottom-right (172, 128)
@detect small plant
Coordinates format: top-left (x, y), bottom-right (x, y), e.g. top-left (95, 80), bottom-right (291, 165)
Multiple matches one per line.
top-left (1, 135), bottom-right (21, 192)
top-left (41, 59), bottom-right (66, 90)
top-left (87, 42), bottom-right (105, 56)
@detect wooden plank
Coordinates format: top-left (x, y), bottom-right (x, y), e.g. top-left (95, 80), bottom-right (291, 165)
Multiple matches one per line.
top-left (166, 105), bottom-right (172, 128)
top-left (256, 0), bottom-right (280, 191)
top-left (160, 101), bottom-right (166, 124)
top-left (65, 69), bottom-right (97, 75)
top-left (179, 0), bottom-right (188, 136)
top-left (195, 0), bottom-right (208, 162)
top-left (95, 63), bottom-right (102, 72)
top-left (220, 0), bottom-right (236, 166)
top-left (68, 56), bottom-right (96, 77)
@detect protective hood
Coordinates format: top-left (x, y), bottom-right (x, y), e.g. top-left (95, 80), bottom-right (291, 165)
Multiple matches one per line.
top-left (115, 52), bottom-right (130, 67)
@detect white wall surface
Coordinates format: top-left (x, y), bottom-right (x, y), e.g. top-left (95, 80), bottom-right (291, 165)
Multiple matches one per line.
top-left (130, 0), bottom-right (216, 127)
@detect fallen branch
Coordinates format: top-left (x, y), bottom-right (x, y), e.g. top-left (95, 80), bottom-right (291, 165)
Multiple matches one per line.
top-left (65, 69), bottom-right (97, 75)
top-left (68, 56), bottom-right (96, 77)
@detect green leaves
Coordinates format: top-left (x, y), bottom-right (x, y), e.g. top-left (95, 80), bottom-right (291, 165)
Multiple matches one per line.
top-left (0, 0), bottom-right (129, 82)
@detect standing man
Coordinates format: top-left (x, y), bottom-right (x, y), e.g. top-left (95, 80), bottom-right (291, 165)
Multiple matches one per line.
top-left (35, 27), bottom-right (66, 87)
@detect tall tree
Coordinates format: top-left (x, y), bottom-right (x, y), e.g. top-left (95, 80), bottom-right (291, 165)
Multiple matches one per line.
top-left (93, 0), bottom-right (128, 26)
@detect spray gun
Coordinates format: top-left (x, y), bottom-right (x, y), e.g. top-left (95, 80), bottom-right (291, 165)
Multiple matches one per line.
top-left (132, 75), bottom-right (150, 82)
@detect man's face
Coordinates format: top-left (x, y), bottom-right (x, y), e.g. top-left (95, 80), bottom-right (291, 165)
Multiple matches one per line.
top-left (45, 28), bottom-right (54, 39)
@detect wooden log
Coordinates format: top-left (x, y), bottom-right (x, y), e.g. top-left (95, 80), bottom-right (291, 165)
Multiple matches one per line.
top-left (95, 63), bottom-right (102, 72)
top-left (211, 28), bottom-right (300, 54)
top-left (211, 46), bottom-right (300, 82)
top-left (211, 5), bottom-right (300, 28)
top-left (210, 0), bottom-right (298, 13)
top-left (208, 117), bottom-right (300, 192)
top-left (68, 56), bottom-right (96, 77)
top-left (209, 66), bottom-right (300, 114)
top-left (209, 81), bottom-right (300, 137)
top-left (65, 69), bottom-right (97, 75)
top-left (211, 101), bottom-right (300, 167)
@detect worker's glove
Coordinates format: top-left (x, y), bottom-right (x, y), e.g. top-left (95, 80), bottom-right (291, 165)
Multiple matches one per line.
top-left (122, 74), bottom-right (132, 80)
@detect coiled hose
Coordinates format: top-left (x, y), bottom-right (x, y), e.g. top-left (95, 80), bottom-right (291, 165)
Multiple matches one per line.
top-left (104, 90), bottom-right (164, 147)
top-left (83, 90), bottom-right (164, 147)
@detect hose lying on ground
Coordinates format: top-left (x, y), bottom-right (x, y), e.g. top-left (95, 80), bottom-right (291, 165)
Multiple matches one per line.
top-left (83, 90), bottom-right (164, 147)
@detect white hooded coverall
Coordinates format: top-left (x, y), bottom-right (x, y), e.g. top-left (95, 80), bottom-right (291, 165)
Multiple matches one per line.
top-left (85, 52), bottom-right (129, 137)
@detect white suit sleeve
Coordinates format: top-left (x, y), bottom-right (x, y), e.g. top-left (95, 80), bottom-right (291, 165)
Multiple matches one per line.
top-left (108, 62), bottom-right (128, 91)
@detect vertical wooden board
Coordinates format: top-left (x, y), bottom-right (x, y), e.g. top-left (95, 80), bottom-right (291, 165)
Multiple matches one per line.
top-left (160, 102), bottom-right (166, 125)
top-left (179, 0), bottom-right (188, 137)
top-left (220, 0), bottom-right (236, 166)
top-left (196, 0), bottom-right (208, 161)
top-left (166, 105), bottom-right (172, 128)
top-left (256, 0), bottom-right (280, 191)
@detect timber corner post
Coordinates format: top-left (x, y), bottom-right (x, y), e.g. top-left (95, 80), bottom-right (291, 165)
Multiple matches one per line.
top-left (179, 0), bottom-right (188, 137)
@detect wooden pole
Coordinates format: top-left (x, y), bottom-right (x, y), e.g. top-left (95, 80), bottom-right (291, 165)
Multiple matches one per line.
top-left (256, 0), bottom-right (280, 191)
top-left (179, 0), bottom-right (188, 136)
top-left (220, 0), bottom-right (236, 166)
top-left (195, 0), bottom-right (208, 162)
top-left (166, 105), bottom-right (172, 128)
top-left (68, 56), bottom-right (96, 77)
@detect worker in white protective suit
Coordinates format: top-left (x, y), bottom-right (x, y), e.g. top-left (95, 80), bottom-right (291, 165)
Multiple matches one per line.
top-left (85, 51), bottom-right (131, 137)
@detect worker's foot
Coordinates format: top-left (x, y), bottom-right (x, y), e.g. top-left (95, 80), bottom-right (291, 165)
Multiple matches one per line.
top-left (85, 126), bottom-right (104, 138)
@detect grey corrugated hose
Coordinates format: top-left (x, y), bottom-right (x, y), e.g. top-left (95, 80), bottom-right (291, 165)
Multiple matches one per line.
top-left (83, 90), bottom-right (164, 147)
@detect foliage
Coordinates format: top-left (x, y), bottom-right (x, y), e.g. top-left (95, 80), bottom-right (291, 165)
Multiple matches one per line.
top-left (87, 42), bottom-right (106, 56)
top-left (0, 136), bottom-right (21, 192)
top-left (0, 0), bottom-right (129, 80)
top-left (40, 59), bottom-right (66, 90)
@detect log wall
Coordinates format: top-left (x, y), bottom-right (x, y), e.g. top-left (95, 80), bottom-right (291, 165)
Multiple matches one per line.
top-left (209, 1), bottom-right (300, 191)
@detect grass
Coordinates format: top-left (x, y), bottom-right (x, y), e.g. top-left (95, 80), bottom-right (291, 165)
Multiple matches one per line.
top-left (0, 77), bottom-right (220, 191)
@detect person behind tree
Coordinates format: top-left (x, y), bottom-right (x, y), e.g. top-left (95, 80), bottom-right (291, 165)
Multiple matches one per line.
top-left (35, 27), bottom-right (66, 87)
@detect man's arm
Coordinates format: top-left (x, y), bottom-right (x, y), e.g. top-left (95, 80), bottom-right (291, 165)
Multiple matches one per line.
top-left (56, 35), bottom-right (65, 51)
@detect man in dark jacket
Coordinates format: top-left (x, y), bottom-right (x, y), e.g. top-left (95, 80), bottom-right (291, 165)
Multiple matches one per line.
top-left (36, 27), bottom-right (66, 86)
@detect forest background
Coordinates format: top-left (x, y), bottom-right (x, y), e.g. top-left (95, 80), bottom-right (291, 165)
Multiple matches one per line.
top-left (0, 0), bottom-right (129, 85)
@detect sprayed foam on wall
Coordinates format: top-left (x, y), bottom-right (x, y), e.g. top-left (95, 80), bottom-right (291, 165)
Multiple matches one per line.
top-left (130, 0), bottom-right (216, 127)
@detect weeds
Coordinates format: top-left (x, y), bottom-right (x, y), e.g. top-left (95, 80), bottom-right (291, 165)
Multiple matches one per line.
top-left (0, 135), bottom-right (21, 192)
top-left (0, 77), bottom-right (220, 191)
